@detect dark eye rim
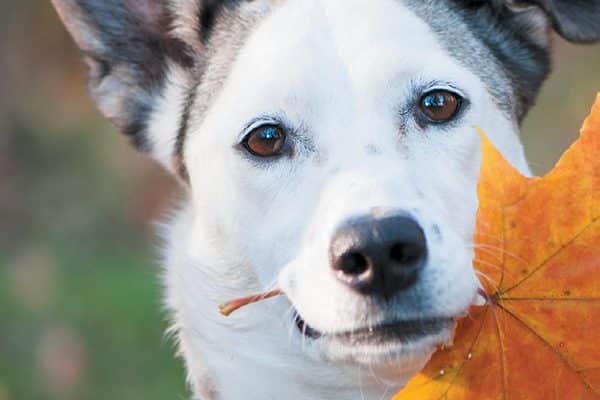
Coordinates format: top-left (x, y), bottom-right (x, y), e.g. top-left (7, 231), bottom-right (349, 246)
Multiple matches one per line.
top-left (417, 89), bottom-right (464, 124)
top-left (241, 123), bottom-right (288, 158)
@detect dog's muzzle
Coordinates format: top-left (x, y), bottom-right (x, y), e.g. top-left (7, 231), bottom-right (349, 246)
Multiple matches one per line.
top-left (291, 213), bottom-right (445, 344)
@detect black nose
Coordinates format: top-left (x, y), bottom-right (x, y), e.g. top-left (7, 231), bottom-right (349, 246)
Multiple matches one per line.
top-left (330, 215), bottom-right (427, 299)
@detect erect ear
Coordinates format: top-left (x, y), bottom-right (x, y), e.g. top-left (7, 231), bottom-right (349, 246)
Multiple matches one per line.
top-left (52, 0), bottom-right (199, 175)
top-left (505, 0), bottom-right (600, 43)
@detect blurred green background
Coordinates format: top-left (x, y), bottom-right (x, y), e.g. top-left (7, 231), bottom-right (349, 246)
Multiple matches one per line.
top-left (0, 2), bottom-right (598, 400)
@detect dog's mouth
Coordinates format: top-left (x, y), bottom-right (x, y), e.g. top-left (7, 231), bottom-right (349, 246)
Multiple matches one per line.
top-left (219, 289), bottom-right (460, 347)
top-left (293, 311), bottom-right (454, 345)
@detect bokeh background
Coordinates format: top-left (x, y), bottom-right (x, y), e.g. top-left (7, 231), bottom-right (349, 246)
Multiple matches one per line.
top-left (0, 2), bottom-right (599, 399)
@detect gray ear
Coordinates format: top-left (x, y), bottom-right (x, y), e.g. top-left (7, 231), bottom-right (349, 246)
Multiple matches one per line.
top-left (508, 0), bottom-right (600, 43)
top-left (52, 0), bottom-right (196, 155)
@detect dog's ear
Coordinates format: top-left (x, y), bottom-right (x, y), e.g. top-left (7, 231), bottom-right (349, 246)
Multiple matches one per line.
top-left (52, 0), bottom-right (202, 175)
top-left (502, 0), bottom-right (600, 43)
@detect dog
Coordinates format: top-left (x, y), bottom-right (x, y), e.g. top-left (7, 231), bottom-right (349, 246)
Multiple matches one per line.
top-left (52, 0), bottom-right (600, 398)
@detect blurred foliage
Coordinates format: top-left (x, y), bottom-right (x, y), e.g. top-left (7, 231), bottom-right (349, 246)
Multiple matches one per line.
top-left (0, 1), bottom-right (598, 400)
top-left (0, 2), bottom-right (184, 400)
top-left (523, 38), bottom-right (600, 173)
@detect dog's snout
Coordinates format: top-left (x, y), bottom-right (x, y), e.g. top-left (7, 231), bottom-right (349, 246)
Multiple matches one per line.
top-left (330, 215), bottom-right (427, 299)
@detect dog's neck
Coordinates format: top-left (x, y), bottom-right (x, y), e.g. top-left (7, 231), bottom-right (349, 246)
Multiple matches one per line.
top-left (162, 204), bottom-right (411, 400)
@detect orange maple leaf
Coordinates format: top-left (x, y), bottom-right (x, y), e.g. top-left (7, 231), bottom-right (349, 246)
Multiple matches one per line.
top-left (395, 94), bottom-right (600, 400)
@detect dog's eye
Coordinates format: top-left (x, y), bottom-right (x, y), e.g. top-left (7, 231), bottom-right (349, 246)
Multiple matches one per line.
top-left (419, 90), bottom-right (462, 123)
top-left (243, 125), bottom-right (287, 157)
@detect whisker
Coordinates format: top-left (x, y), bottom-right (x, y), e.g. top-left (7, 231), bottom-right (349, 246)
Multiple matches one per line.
top-left (464, 306), bottom-right (477, 321)
top-left (472, 232), bottom-right (504, 243)
top-left (473, 258), bottom-right (504, 273)
top-left (379, 383), bottom-right (392, 400)
top-left (470, 245), bottom-right (504, 261)
top-left (473, 258), bottom-right (521, 284)
top-left (359, 365), bottom-right (366, 400)
top-left (474, 270), bottom-right (500, 294)
top-left (264, 277), bottom-right (281, 293)
top-left (286, 310), bottom-right (298, 347)
top-left (368, 361), bottom-right (385, 386)
top-left (469, 243), bottom-right (529, 266)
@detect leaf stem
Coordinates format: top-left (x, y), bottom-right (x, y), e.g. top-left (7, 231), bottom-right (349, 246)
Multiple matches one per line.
top-left (219, 289), bottom-right (284, 317)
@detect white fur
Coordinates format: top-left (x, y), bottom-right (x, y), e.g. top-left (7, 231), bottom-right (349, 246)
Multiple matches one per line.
top-left (147, 63), bottom-right (192, 174)
top-left (160, 0), bottom-right (531, 398)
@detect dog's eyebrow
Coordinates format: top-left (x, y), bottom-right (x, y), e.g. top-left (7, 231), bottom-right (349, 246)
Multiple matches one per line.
top-left (240, 115), bottom-right (285, 138)
top-left (401, 0), bottom-right (550, 121)
top-left (171, 3), bottom-right (276, 182)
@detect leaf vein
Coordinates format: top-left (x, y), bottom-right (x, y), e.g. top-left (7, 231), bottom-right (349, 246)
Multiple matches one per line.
top-left (437, 308), bottom-right (491, 400)
top-left (499, 305), bottom-right (598, 395)
top-left (503, 219), bottom-right (599, 294)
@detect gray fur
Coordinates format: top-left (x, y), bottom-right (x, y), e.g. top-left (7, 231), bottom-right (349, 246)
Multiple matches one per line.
top-left (174, 1), bottom-right (277, 179)
top-left (52, 0), bottom-right (195, 150)
top-left (516, 0), bottom-right (600, 43)
top-left (402, 0), bottom-right (550, 120)
top-left (404, 0), bottom-right (600, 121)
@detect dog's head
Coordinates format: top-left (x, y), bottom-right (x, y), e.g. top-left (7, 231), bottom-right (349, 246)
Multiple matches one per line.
top-left (54, 0), bottom-right (600, 392)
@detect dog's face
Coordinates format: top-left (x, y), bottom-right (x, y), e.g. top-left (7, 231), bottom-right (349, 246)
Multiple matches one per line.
top-left (185, 0), bottom-right (523, 374)
top-left (54, 0), bottom-right (600, 394)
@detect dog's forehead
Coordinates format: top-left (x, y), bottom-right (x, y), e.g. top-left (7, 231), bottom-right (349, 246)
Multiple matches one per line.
top-left (202, 0), bottom-right (495, 130)
top-left (241, 1), bottom-right (448, 92)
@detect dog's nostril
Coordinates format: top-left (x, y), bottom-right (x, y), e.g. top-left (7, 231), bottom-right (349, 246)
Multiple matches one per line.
top-left (329, 215), bottom-right (427, 298)
top-left (389, 243), bottom-right (422, 266)
top-left (340, 252), bottom-right (369, 275)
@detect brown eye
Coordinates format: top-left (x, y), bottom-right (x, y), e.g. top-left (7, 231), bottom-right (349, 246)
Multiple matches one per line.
top-left (243, 125), bottom-right (287, 157)
top-left (419, 90), bottom-right (462, 123)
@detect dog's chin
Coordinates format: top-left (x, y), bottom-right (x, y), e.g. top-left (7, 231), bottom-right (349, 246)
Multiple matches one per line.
top-left (294, 312), bottom-right (455, 379)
